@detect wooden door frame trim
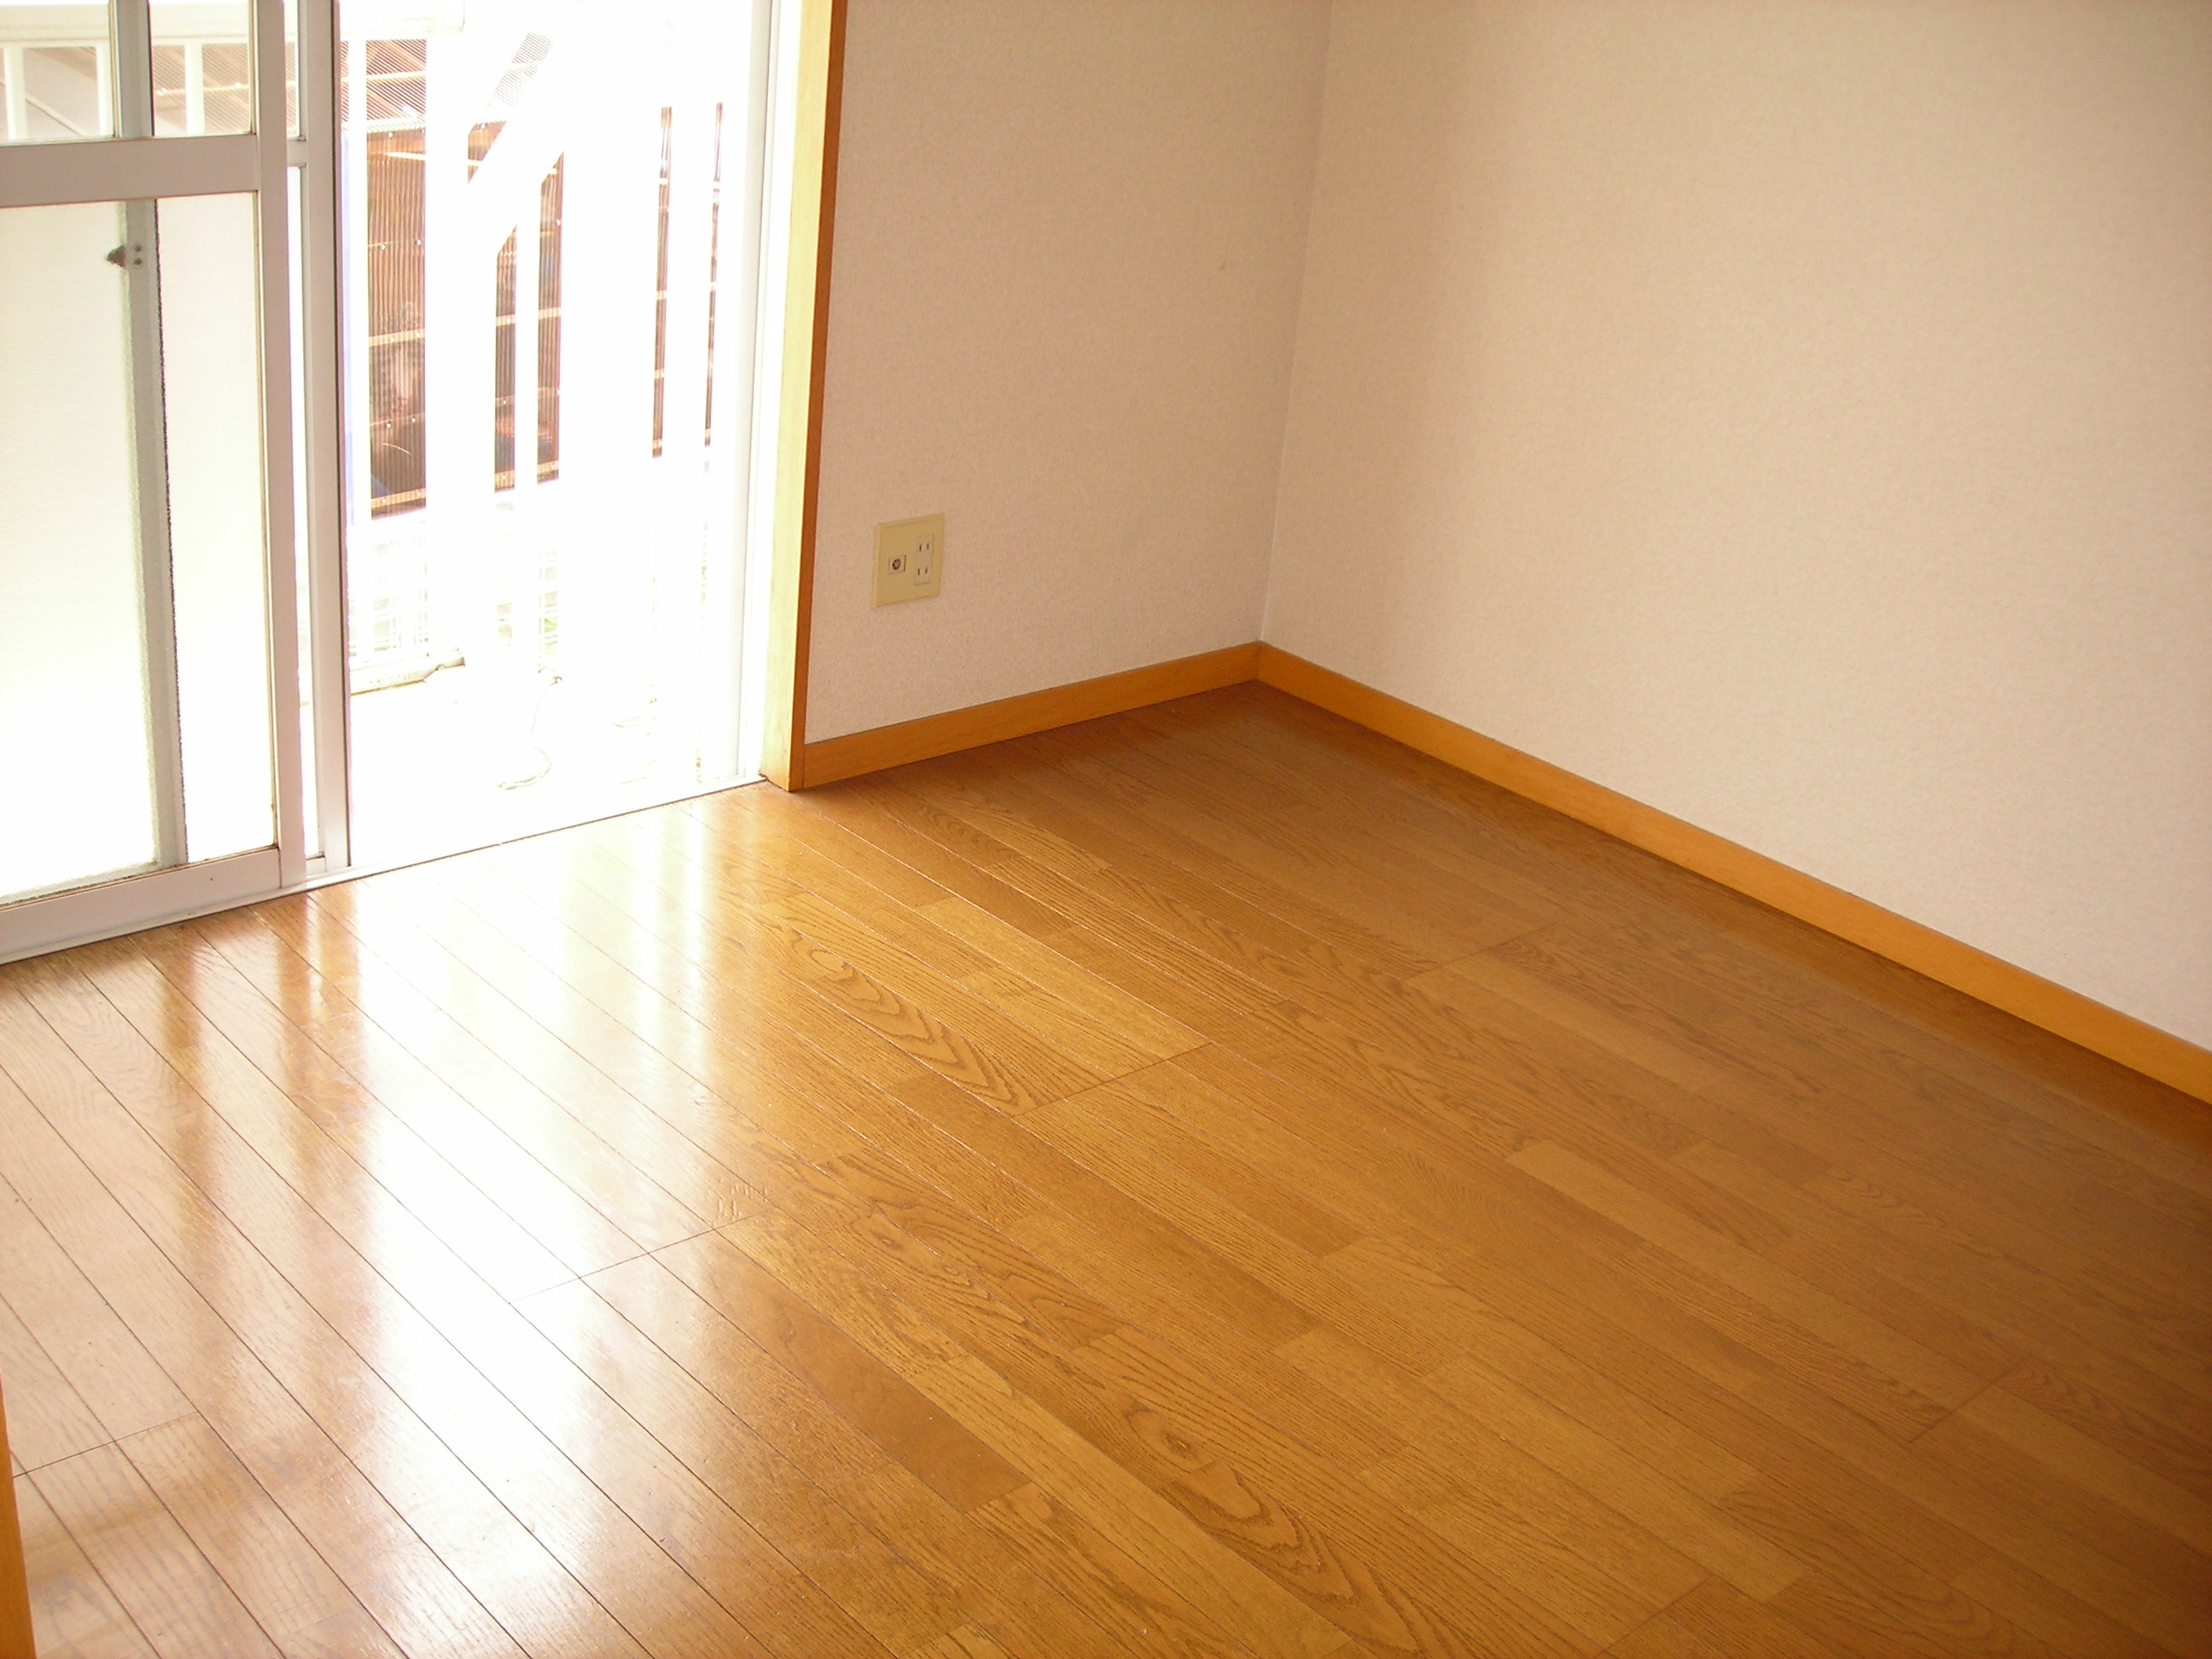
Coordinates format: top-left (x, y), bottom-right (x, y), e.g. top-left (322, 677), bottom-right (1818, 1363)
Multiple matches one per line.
top-left (760, 0), bottom-right (848, 790)
top-left (0, 1372), bottom-right (31, 1659)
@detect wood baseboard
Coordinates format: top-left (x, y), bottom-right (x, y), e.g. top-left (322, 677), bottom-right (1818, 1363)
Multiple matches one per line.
top-left (790, 634), bottom-right (2206, 1102)
top-left (1256, 644), bottom-right (2212, 1105)
top-left (801, 643), bottom-right (1263, 787)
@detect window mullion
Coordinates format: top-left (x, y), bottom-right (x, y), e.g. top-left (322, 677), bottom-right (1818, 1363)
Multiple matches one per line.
top-left (112, 0), bottom-right (154, 139)
top-left (252, 0), bottom-right (308, 885)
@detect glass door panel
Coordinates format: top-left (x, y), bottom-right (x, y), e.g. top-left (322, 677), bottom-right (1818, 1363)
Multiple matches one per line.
top-left (0, 190), bottom-right (276, 907)
top-left (0, 3), bottom-right (116, 143)
top-left (161, 189), bottom-right (277, 863)
top-left (0, 199), bottom-right (155, 899)
top-left (149, 1), bottom-right (256, 136)
top-left (340, 0), bottom-right (761, 866)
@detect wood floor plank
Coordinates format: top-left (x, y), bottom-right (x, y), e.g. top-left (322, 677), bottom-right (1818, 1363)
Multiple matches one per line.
top-left (393, 860), bottom-right (1402, 1501)
top-left (909, 1624), bottom-right (1021, 1659)
top-left (618, 1238), bottom-right (1028, 1515)
top-left (583, 807), bottom-right (1107, 1109)
top-left (117, 1415), bottom-right (405, 1659)
top-left (712, 1146), bottom-right (1591, 1657)
top-left (514, 1277), bottom-right (969, 1656)
top-left (1039, 1068), bottom-right (1362, 1260)
top-left (969, 1481), bottom-right (1263, 1659)
top-left (30, 940), bottom-right (898, 1659)
top-left (683, 793), bottom-right (1179, 1084)
top-left (0, 1176), bottom-right (189, 1453)
top-left (1599, 1609), bottom-right (1731, 1659)
top-left (1208, 689), bottom-right (2163, 1173)
top-left (410, 849), bottom-right (894, 1170)
top-left (0, 1087), bottom-right (544, 1659)
top-left (917, 895), bottom-right (1208, 1064)
top-left (1486, 925), bottom-right (2212, 1399)
top-left (1414, 956), bottom-right (1732, 1098)
top-left (1274, 1325), bottom-right (1801, 1604)
top-left (1660, 1575), bottom-right (1854, 1658)
top-left (872, 776), bottom-right (1734, 1238)
top-left (1946, 1548), bottom-right (2180, 1659)
top-left (800, 1070), bottom-right (1406, 1476)
top-left (996, 728), bottom-right (1505, 969)
top-left (882, 1070), bottom-right (1326, 1356)
top-left (1072, 709), bottom-right (1551, 957)
top-left (30, 1443), bottom-right (281, 1658)
top-left (785, 788), bottom-right (1074, 944)
top-left (3, 687), bottom-right (2203, 1658)
top-left (940, 748), bottom-right (1461, 983)
top-left (1505, 1139), bottom-right (1981, 1423)
top-left (90, 928), bottom-right (575, 1302)
top-left (1675, 1127), bottom-right (2212, 1451)
top-left (0, 1272), bottom-right (116, 1476)
top-left (309, 882), bottom-right (769, 1225)
top-left (1991, 1356), bottom-right (2212, 1508)
top-left (294, 884), bottom-right (736, 1236)
top-left (189, 905), bottom-right (652, 1279)
top-left (661, 1115), bottom-right (1414, 1619)
top-left (424, 835), bottom-right (1388, 1486)
top-left (1505, 921), bottom-right (2212, 1307)
top-left (1175, 688), bottom-right (2124, 1241)
top-left (15, 1470), bottom-right (157, 1659)
top-left (583, 1250), bottom-right (1158, 1659)
top-left (0, 983), bottom-right (728, 1659)
top-left (931, 760), bottom-right (2003, 1364)
top-left (1744, 1362), bottom-right (2212, 1654)
top-left (1020, 1092), bottom-right (1452, 1375)
top-left (556, 822), bottom-right (1067, 1115)
top-left (1353, 1444), bottom-right (1702, 1650)
top-left (1704, 1476), bottom-right (2052, 1657)
top-left (697, 1215), bottom-right (1353, 1659)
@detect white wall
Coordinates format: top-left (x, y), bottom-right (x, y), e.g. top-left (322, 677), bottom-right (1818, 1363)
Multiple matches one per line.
top-left (1266, 0), bottom-right (2212, 1047)
top-left (806, 0), bottom-right (1330, 742)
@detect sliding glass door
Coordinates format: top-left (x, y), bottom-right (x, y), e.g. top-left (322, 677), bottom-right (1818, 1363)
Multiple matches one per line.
top-left (0, 0), bottom-right (310, 956)
top-left (337, 0), bottom-right (773, 868)
top-left (1, 0), bottom-right (777, 959)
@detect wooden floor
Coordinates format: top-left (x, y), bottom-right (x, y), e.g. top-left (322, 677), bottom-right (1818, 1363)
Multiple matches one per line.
top-left (4, 684), bottom-right (2209, 1659)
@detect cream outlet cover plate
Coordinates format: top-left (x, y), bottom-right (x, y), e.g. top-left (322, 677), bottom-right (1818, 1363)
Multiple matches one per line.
top-left (874, 515), bottom-right (945, 606)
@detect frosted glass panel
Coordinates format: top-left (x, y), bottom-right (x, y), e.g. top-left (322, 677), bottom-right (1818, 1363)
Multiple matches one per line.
top-left (0, 201), bottom-right (157, 901)
top-left (160, 191), bottom-right (275, 864)
top-left (0, 6), bottom-right (115, 143)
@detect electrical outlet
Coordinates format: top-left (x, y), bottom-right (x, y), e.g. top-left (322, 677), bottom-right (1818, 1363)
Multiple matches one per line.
top-left (874, 514), bottom-right (945, 607)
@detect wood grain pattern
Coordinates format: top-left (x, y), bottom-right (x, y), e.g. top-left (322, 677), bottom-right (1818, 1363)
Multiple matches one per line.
top-left (3, 687), bottom-right (2207, 1656)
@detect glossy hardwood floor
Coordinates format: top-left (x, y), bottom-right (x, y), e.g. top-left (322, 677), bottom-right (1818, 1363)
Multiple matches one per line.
top-left (4, 684), bottom-right (2209, 1659)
